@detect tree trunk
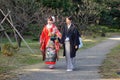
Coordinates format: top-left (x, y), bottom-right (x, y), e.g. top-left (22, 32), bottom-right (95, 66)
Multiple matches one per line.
top-left (17, 35), bottom-right (22, 47)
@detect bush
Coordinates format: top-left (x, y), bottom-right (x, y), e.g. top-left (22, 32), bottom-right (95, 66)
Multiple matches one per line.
top-left (88, 25), bottom-right (109, 37)
top-left (1, 44), bottom-right (19, 56)
top-left (24, 24), bottom-right (43, 41)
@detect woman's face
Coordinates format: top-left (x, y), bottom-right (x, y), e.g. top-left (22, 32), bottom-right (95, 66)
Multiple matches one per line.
top-left (66, 18), bottom-right (71, 24)
top-left (47, 19), bottom-right (53, 25)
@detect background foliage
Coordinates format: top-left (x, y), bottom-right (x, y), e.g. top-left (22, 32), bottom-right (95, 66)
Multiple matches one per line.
top-left (0, 0), bottom-right (120, 46)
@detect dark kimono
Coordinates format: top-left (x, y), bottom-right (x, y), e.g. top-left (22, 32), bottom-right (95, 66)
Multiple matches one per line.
top-left (61, 23), bottom-right (80, 58)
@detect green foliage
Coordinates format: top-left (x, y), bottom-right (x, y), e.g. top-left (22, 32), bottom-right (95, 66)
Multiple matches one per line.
top-left (25, 24), bottom-right (42, 41)
top-left (68, 0), bottom-right (105, 31)
top-left (0, 0), bottom-right (120, 38)
top-left (99, 0), bottom-right (120, 28)
top-left (1, 44), bottom-right (19, 56)
top-left (87, 25), bottom-right (109, 37)
top-left (40, 0), bottom-right (72, 9)
top-left (108, 28), bottom-right (120, 32)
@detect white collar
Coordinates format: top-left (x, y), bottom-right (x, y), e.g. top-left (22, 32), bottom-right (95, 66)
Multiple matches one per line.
top-left (67, 23), bottom-right (71, 29)
top-left (47, 24), bottom-right (52, 28)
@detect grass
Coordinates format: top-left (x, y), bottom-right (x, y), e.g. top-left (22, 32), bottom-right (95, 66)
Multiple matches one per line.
top-left (100, 44), bottom-right (120, 78)
top-left (0, 35), bottom-right (107, 80)
top-left (0, 36), bottom-right (106, 69)
top-left (0, 41), bottom-right (42, 72)
top-left (80, 36), bottom-right (107, 49)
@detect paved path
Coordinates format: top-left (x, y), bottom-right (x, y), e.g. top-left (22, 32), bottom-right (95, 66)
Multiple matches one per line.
top-left (14, 36), bottom-right (120, 80)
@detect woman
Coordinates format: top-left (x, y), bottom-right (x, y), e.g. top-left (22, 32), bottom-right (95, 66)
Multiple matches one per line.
top-left (61, 16), bottom-right (80, 71)
top-left (40, 16), bottom-right (61, 69)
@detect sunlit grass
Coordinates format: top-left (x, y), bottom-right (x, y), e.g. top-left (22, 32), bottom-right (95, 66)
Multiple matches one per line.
top-left (81, 36), bottom-right (107, 49)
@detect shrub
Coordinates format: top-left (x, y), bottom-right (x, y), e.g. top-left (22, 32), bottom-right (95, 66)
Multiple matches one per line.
top-left (1, 44), bottom-right (19, 56)
top-left (87, 25), bottom-right (109, 37)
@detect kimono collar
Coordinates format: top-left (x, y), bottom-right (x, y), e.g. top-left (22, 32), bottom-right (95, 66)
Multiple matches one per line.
top-left (67, 23), bottom-right (71, 29)
top-left (46, 24), bottom-right (56, 29)
top-left (47, 24), bottom-right (53, 28)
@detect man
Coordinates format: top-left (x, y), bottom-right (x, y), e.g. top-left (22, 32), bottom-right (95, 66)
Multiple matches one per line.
top-left (61, 16), bottom-right (80, 71)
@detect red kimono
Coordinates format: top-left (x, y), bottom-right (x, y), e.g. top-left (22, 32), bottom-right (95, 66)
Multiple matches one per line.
top-left (40, 24), bottom-right (61, 64)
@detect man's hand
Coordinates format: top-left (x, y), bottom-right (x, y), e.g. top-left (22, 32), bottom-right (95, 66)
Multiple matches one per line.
top-left (75, 45), bottom-right (78, 49)
top-left (60, 44), bottom-right (63, 47)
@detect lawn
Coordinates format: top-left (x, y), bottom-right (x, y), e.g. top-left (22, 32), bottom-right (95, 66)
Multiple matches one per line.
top-left (0, 41), bottom-right (42, 80)
top-left (0, 36), bottom-right (107, 80)
top-left (100, 44), bottom-right (120, 78)
top-left (0, 41), bottom-right (42, 71)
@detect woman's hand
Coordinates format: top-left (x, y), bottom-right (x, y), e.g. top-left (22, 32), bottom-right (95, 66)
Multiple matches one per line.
top-left (60, 44), bottom-right (63, 47)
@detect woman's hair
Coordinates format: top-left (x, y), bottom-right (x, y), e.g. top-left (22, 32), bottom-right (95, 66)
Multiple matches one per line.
top-left (66, 16), bottom-right (72, 21)
top-left (48, 16), bottom-right (53, 21)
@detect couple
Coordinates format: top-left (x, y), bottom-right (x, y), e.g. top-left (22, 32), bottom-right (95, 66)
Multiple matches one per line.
top-left (40, 16), bottom-right (80, 71)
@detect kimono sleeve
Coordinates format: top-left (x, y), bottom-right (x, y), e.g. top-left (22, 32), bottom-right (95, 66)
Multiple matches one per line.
top-left (40, 27), bottom-right (46, 44)
top-left (55, 27), bottom-right (62, 39)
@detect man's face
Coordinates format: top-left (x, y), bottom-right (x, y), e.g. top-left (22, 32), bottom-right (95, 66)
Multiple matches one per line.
top-left (66, 18), bottom-right (71, 24)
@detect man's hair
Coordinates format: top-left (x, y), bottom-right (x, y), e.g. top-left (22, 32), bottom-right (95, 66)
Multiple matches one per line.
top-left (66, 16), bottom-right (72, 21)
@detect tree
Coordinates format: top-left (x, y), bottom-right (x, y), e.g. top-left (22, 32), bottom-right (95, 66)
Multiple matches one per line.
top-left (70, 0), bottom-right (104, 32)
top-left (99, 0), bottom-right (120, 29)
top-left (0, 0), bottom-right (41, 47)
